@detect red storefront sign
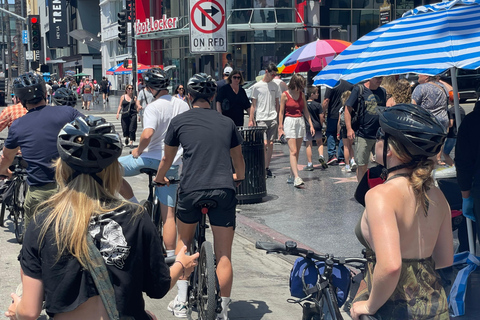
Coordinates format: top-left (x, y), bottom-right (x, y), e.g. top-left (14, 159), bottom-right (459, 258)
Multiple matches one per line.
top-left (136, 15), bottom-right (179, 35)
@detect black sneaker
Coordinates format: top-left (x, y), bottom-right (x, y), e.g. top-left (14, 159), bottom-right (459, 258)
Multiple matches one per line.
top-left (266, 168), bottom-right (273, 178)
top-left (125, 137), bottom-right (129, 145)
top-left (319, 157), bottom-right (328, 169)
top-left (327, 156), bottom-right (338, 165)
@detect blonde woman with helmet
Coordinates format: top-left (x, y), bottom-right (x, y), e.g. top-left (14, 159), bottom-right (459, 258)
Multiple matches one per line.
top-left (5, 116), bottom-right (198, 320)
top-left (278, 73), bottom-right (315, 188)
top-left (350, 104), bottom-right (452, 320)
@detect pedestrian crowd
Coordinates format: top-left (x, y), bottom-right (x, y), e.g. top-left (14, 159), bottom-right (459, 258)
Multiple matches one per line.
top-left (0, 63), bottom-right (476, 320)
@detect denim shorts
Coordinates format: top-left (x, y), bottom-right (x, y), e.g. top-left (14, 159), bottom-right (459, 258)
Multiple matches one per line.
top-left (119, 155), bottom-right (179, 207)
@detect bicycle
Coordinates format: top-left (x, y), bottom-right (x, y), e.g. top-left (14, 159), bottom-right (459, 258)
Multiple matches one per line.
top-left (154, 178), bottom-right (222, 320)
top-left (256, 240), bottom-right (374, 320)
top-left (140, 167), bottom-right (178, 255)
top-left (186, 199), bottom-right (222, 320)
top-left (0, 155), bottom-right (28, 244)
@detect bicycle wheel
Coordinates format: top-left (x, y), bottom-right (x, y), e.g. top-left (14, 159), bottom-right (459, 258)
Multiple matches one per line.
top-left (13, 207), bottom-right (24, 244)
top-left (0, 200), bottom-right (6, 227)
top-left (321, 286), bottom-right (342, 320)
top-left (196, 241), bottom-right (217, 320)
top-left (13, 180), bottom-right (26, 244)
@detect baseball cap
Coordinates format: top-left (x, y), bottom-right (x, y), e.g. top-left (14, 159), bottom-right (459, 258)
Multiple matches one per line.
top-left (223, 67), bottom-right (233, 76)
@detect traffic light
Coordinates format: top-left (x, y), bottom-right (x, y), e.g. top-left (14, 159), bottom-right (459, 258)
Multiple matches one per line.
top-left (126, 0), bottom-right (135, 21)
top-left (118, 9), bottom-right (127, 47)
top-left (28, 15), bottom-right (41, 51)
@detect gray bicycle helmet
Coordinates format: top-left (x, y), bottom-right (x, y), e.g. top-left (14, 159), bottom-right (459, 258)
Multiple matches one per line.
top-left (13, 72), bottom-right (47, 104)
top-left (143, 68), bottom-right (169, 91)
top-left (52, 88), bottom-right (77, 106)
top-left (57, 116), bottom-right (122, 174)
top-left (187, 73), bottom-right (217, 99)
top-left (379, 103), bottom-right (446, 158)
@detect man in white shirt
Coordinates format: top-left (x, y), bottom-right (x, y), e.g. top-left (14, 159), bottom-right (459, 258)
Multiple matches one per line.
top-left (248, 62), bottom-right (281, 177)
top-left (119, 68), bottom-right (189, 257)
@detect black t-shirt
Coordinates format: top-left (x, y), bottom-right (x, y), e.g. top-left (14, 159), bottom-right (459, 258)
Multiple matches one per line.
top-left (5, 105), bottom-right (83, 186)
top-left (306, 100), bottom-right (323, 131)
top-left (101, 80), bottom-right (109, 91)
top-left (216, 79), bottom-right (227, 91)
top-left (346, 85), bottom-right (387, 139)
top-left (447, 105), bottom-right (465, 138)
top-left (216, 84), bottom-right (250, 126)
top-left (165, 108), bottom-right (243, 193)
top-left (20, 203), bottom-right (170, 320)
top-left (324, 80), bottom-right (353, 120)
top-left (52, 84), bottom-right (59, 92)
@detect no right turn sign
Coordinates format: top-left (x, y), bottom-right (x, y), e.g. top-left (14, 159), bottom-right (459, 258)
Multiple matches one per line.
top-left (189, 0), bottom-right (227, 53)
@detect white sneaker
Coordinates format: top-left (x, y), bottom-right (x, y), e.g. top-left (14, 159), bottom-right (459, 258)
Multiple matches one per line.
top-left (294, 177), bottom-right (304, 188)
top-left (350, 159), bottom-right (357, 171)
top-left (216, 316), bottom-right (228, 320)
top-left (167, 296), bottom-right (188, 318)
top-left (342, 165), bottom-right (351, 172)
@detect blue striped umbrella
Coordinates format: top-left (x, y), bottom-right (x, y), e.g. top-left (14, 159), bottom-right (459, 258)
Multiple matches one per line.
top-left (313, 0), bottom-right (480, 88)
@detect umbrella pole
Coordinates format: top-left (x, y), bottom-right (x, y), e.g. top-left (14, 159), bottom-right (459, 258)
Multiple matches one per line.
top-left (451, 67), bottom-right (476, 255)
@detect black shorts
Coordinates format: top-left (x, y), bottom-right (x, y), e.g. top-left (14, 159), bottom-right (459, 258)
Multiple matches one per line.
top-left (176, 188), bottom-right (237, 228)
top-left (340, 126), bottom-right (348, 139)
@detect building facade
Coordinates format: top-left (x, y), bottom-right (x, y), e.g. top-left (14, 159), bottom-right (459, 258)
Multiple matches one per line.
top-left (99, 0), bottom-right (440, 90)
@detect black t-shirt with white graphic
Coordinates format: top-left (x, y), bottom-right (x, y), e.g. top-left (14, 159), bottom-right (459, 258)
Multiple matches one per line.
top-left (20, 203), bottom-right (170, 320)
top-left (164, 108), bottom-right (243, 193)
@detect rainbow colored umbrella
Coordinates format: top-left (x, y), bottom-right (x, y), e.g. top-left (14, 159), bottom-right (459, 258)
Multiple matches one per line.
top-left (279, 39), bottom-right (351, 74)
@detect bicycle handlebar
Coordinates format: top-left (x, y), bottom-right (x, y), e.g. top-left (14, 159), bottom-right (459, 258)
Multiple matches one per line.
top-left (255, 240), bottom-right (367, 265)
top-left (151, 178), bottom-right (180, 188)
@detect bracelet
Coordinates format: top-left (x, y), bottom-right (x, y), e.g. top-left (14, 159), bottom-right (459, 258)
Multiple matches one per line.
top-left (174, 260), bottom-right (185, 278)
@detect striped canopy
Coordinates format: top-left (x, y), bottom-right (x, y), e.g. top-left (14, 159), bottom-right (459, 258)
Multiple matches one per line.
top-left (313, 0), bottom-right (480, 87)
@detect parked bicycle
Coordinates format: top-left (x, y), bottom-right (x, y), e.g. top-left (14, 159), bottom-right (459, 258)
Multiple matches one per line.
top-left (256, 240), bottom-right (374, 320)
top-left (0, 155), bottom-right (28, 244)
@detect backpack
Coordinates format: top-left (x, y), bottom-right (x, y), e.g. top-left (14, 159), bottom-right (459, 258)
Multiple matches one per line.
top-left (351, 84), bottom-right (364, 132)
top-left (289, 257), bottom-right (351, 307)
top-left (83, 84), bottom-right (92, 94)
top-left (101, 80), bottom-right (108, 91)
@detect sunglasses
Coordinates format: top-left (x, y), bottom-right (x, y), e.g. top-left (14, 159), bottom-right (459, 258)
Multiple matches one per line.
top-left (232, 76), bottom-right (241, 80)
top-left (127, 87), bottom-right (133, 90)
top-left (376, 127), bottom-right (386, 141)
top-left (178, 87), bottom-right (184, 90)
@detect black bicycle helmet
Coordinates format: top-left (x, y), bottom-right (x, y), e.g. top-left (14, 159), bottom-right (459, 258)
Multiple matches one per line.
top-left (52, 88), bottom-right (78, 106)
top-left (379, 103), bottom-right (446, 158)
top-left (143, 68), bottom-right (169, 91)
top-left (187, 73), bottom-right (217, 99)
top-left (57, 116), bottom-right (122, 174)
top-left (13, 72), bottom-right (47, 104)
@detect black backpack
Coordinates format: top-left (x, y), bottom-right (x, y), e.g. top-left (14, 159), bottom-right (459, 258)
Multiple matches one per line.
top-left (351, 84), bottom-right (364, 132)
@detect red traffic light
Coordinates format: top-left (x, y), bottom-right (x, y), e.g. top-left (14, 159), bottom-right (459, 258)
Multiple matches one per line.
top-left (31, 17), bottom-right (38, 23)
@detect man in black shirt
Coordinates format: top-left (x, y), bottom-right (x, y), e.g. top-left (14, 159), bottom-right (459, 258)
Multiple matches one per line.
top-left (155, 73), bottom-right (244, 319)
top-left (323, 79), bottom-right (353, 165)
top-left (344, 76), bottom-right (386, 182)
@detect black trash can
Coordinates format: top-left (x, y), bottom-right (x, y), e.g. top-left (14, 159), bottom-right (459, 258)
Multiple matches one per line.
top-left (236, 127), bottom-right (267, 204)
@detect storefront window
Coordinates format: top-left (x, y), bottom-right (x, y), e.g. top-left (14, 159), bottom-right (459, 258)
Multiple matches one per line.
top-left (352, 9), bottom-right (378, 39)
top-left (330, 0), bottom-right (352, 9)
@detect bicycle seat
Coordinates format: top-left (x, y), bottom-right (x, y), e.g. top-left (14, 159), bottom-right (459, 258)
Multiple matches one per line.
top-left (194, 199), bottom-right (217, 209)
top-left (140, 168), bottom-right (157, 176)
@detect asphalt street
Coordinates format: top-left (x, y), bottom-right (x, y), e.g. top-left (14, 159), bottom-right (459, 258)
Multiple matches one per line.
top-left (0, 97), bottom-right (479, 319)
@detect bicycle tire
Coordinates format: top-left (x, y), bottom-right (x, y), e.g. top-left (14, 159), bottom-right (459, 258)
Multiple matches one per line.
top-left (0, 200), bottom-right (6, 227)
top-left (14, 208), bottom-right (24, 244)
top-left (13, 180), bottom-right (26, 244)
top-left (196, 241), bottom-right (217, 320)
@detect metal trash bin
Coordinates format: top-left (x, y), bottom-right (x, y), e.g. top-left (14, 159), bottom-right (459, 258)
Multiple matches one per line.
top-left (236, 126), bottom-right (267, 204)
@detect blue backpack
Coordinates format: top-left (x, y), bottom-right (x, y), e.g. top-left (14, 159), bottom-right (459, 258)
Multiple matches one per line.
top-left (289, 257), bottom-right (352, 307)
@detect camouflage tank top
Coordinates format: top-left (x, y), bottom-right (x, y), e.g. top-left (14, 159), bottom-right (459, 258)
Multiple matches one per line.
top-left (354, 220), bottom-right (450, 319)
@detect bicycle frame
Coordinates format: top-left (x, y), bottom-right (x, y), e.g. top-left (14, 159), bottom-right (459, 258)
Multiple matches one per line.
top-left (256, 241), bottom-right (367, 320)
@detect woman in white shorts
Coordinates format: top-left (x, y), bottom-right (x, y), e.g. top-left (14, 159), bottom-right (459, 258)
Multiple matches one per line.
top-left (278, 74), bottom-right (315, 188)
